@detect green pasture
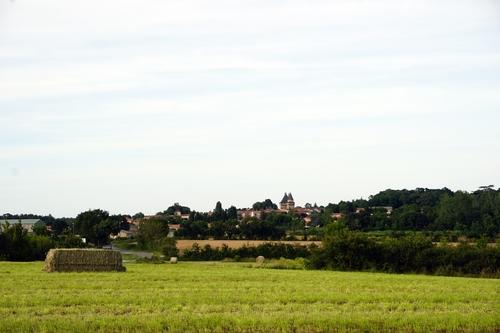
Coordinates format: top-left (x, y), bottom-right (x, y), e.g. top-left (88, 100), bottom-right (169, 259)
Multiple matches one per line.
top-left (0, 261), bottom-right (498, 332)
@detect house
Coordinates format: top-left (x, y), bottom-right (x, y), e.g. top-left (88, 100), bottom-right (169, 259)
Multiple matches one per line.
top-left (1, 219), bottom-right (41, 232)
top-left (172, 203), bottom-right (190, 220)
top-left (370, 206), bottom-right (393, 215)
top-left (168, 224), bottom-right (181, 238)
top-left (115, 230), bottom-right (134, 239)
top-left (237, 209), bottom-right (263, 220)
top-left (331, 213), bottom-right (344, 220)
top-left (168, 223), bottom-right (181, 231)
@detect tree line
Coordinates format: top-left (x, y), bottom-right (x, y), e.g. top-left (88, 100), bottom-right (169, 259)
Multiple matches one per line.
top-left (0, 222), bottom-right (84, 261)
top-left (326, 187), bottom-right (499, 238)
top-left (308, 222), bottom-right (499, 277)
top-left (2, 187), bottom-right (498, 261)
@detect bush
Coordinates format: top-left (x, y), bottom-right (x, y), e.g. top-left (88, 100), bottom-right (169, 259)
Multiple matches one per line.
top-left (309, 228), bottom-right (500, 277)
top-left (161, 238), bottom-right (179, 258)
top-left (253, 257), bottom-right (307, 270)
top-left (0, 223), bottom-right (55, 261)
top-left (181, 243), bottom-right (314, 261)
top-left (136, 255), bottom-right (164, 264)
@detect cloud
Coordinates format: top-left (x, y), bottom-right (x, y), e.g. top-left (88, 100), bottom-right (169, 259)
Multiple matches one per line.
top-left (1, 0), bottom-right (499, 215)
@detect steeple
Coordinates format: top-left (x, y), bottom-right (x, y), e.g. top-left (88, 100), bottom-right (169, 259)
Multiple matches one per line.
top-left (280, 192), bottom-right (295, 210)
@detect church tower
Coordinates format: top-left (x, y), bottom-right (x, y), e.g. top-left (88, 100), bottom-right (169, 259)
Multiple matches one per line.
top-left (280, 192), bottom-right (295, 210)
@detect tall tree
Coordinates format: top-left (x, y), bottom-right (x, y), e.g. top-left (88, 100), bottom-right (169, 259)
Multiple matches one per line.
top-left (226, 206), bottom-right (238, 220)
top-left (212, 201), bottom-right (226, 221)
top-left (74, 209), bottom-right (120, 246)
top-left (252, 199), bottom-right (278, 210)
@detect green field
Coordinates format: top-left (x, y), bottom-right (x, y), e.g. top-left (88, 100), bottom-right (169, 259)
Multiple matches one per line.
top-left (0, 262), bottom-right (498, 332)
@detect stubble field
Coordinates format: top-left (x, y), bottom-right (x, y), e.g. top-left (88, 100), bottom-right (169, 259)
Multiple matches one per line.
top-left (175, 239), bottom-right (321, 251)
top-left (0, 261), bottom-right (498, 332)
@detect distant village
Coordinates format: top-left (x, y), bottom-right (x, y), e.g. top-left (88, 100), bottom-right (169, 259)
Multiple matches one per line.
top-left (1, 192), bottom-right (394, 241)
top-left (118, 192), bottom-right (330, 239)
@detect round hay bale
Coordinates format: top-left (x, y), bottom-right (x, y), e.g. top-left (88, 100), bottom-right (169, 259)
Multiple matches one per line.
top-left (170, 257), bottom-right (178, 264)
top-left (256, 256), bottom-right (265, 264)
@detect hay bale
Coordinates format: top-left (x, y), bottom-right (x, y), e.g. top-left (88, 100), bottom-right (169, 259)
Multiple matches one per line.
top-left (256, 256), bottom-right (265, 264)
top-left (44, 249), bottom-right (126, 272)
top-left (170, 257), bottom-right (178, 264)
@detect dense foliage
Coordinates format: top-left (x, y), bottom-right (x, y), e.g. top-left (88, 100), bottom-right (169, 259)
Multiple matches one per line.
top-left (74, 209), bottom-right (128, 246)
top-left (176, 214), bottom-right (302, 240)
top-left (158, 203), bottom-right (191, 216)
top-left (182, 242), bottom-right (315, 261)
top-left (0, 222), bottom-right (84, 261)
top-left (309, 223), bottom-right (500, 277)
top-left (2, 187), bottom-right (498, 264)
top-left (326, 188), bottom-right (500, 238)
top-left (135, 217), bottom-right (178, 257)
top-left (252, 199), bottom-right (278, 210)
top-left (174, 188), bottom-right (500, 240)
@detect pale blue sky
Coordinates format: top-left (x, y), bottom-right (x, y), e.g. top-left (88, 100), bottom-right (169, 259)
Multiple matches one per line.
top-left (1, 0), bottom-right (499, 216)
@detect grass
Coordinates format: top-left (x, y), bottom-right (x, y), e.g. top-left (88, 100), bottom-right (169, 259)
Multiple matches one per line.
top-left (0, 261), bottom-right (498, 332)
top-left (252, 258), bottom-right (308, 270)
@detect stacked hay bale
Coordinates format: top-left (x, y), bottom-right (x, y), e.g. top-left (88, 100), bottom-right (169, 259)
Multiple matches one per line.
top-left (44, 249), bottom-right (126, 272)
top-left (256, 256), bottom-right (265, 265)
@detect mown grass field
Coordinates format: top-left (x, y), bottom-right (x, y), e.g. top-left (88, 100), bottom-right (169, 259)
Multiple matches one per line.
top-left (0, 262), bottom-right (498, 332)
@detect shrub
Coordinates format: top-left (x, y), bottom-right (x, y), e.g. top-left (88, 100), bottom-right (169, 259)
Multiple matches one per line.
top-left (309, 228), bottom-right (500, 277)
top-left (181, 243), bottom-right (314, 261)
top-left (136, 255), bottom-right (164, 264)
top-left (254, 258), bottom-right (307, 270)
top-left (161, 238), bottom-right (179, 258)
top-left (0, 223), bottom-right (56, 261)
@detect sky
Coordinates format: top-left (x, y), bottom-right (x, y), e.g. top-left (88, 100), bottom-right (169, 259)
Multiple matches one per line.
top-left (1, 0), bottom-right (499, 217)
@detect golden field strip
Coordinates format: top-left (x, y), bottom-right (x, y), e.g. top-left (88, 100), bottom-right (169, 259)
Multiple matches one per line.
top-left (0, 261), bottom-right (498, 332)
top-left (175, 239), bottom-right (321, 251)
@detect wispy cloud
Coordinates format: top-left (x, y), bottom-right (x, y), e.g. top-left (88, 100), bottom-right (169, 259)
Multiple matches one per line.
top-left (1, 0), bottom-right (499, 215)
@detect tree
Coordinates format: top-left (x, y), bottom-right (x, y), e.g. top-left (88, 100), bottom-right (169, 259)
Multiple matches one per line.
top-left (226, 206), bottom-right (238, 220)
top-left (133, 212), bottom-right (145, 219)
top-left (338, 201), bottom-right (354, 214)
top-left (0, 222), bottom-right (30, 260)
top-left (316, 211), bottom-right (333, 228)
top-left (176, 220), bottom-right (209, 239)
top-left (311, 223), bottom-right (377, 270)
top-left (50, 218), bottom-right (70, 236)
top-left (239, 215), bottom-right (286, 240)
top-left (252, 199), bottom-right (278, 210)
top-left (0, 222), bottom-right (54, 261)
top-left (109, 215), bottom-right (129, 231)
top-left (136, 217), bottom-right (170, 249)
top-left (74, 209), bottom-right (119, 246)
top-left (161, 238), bottom-right (179, 258)
top-left (392, 204), bottom-right (430, 230)
top-left (434, 192), bottom-right (478, 231)
top-left (212, 201), bottom-right (226, 221)
top-left (163, 204), bottom-right (191, 216)
top-left (209, 219), bottom-right (239, 239)
top-left (32, 220), bottom-right (49, 236)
